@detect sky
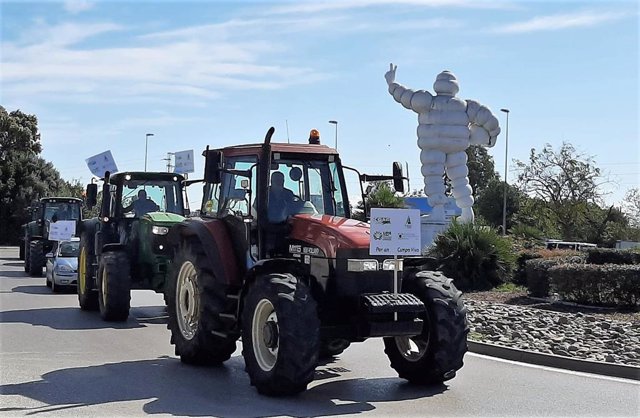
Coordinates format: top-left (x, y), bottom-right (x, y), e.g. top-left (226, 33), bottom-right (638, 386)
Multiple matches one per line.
top-left (1, 0), bottom-right (638, 210)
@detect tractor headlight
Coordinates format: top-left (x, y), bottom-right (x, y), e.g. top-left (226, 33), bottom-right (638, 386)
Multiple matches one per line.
top-left (347, 259), bottom-right (378, 272)
top-left (382, 259), bottom-right (403, 270)
top-left (152, 226), bottom-right (170, 235)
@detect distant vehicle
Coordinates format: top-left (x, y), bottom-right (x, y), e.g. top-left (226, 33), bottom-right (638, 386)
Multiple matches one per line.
top-left (615, 240), bottom-right (640, 250)
top-left (46, 238), bottom-right (80, 293)
top-left (545, 240), bottom-right (597, 251)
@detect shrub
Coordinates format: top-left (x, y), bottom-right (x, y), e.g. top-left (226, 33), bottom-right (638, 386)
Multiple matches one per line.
top-left (514, 249), bottom-right (584, 286)
top-left (549, 264), bottom-right (640, 307)
top-left (585, 248), bottom-right (640, 265)
top-left (428, 220), bottom-right (515, 291)
top-left (525, 256), bottom-right (584, 297)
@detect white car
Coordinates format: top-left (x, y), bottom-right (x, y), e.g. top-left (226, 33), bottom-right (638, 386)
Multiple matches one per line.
top-left (45, 238), bottom-right (79, 293)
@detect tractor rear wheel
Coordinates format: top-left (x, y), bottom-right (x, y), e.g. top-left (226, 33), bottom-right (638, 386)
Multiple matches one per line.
top-left (383, 271), bottom-right (468, 384)
top-left (28, 240), bottom-right (44, 277)
top-left (78, 233), bottom-right (99, 311)
top-left (23, 241), bottom-right (30, 273)
top-left (319, 338), bottom-right (351, 359)
top-left (98, 251), bottom-right (131, 322)
top-left (242, 273), bottom-right (319, 396)
top-left (167, 241), bottom-right (237, 365)
top-left (19, 241), bottom-right (25, 260)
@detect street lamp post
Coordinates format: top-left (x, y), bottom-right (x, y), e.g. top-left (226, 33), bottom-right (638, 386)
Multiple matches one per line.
top-left (328, 120), bottom-right (338, 149)
top-left (145, 133), bottom-right (154, 172)
top-left (500, 109), bottom-right (510, 235)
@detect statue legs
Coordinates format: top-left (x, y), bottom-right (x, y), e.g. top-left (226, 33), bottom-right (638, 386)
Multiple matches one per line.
top-left (446, 151), bottom-right (474, 223)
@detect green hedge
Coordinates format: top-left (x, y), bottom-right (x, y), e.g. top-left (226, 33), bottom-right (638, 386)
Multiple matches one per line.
top-left (586, 248), bottom-right (640, 265)
top-left (514, 251), bottom-right (542, 285)
top-left (525, 256), bottom-right (584, 297)
top-left (549, 264), bottom-right (640, 307)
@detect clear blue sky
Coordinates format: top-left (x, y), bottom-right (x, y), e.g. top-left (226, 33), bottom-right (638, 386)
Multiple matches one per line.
top-left (2, 0), bottom-right (638, 208)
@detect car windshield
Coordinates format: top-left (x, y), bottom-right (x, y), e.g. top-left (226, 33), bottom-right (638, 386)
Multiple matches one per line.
top-left (59, 241), bottom-right (79, 257)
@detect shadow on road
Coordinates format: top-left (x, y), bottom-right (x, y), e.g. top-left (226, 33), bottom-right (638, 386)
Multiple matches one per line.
top-left (0, 356), bottom-right (446, 416)
top-left (0, 306), bottom-right (150, 330)
top-left (10, 285), bottom-right (51, 295)
top-left (1, 271), bottom-right (32, 278)
top-left (3, 262), bottom-right (24, 267)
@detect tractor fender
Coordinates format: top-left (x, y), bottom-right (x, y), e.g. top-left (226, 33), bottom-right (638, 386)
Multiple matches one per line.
top-left (168, 218), bottom-right (240, 286)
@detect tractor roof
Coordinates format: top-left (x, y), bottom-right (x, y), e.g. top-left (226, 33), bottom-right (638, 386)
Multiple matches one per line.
top-left (41, 197), bottom-right (82, 203)
top-left (108, 171), bottom-right (185, 184)
top-left (214, 142), bottom-right (339, 158)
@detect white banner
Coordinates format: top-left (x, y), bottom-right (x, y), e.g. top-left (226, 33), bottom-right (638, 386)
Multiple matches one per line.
top-left (369, 208), bottom-right (422, 256)
top-left (49, 220), bottom-right (76, 241)
top-left (174, 149), bottom-right (194, 174)
top-left (86, 150), bottom-right (118, 177)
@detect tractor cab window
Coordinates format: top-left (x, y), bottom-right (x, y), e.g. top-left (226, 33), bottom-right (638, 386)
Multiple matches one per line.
top-left (121, 180), bottom-right (184, 218)
top-left (44, 202), bottom-right (81, 223)
top-left (268, 158), bottom-right (349, 219)
top-left (219, 157), bottom-right (257, 218)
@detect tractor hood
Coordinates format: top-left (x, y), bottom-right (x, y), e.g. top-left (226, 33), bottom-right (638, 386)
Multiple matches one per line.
top-left (288, 214), bottom-right (370, 258)
top-left (142, 212), bottom-right (185, 224)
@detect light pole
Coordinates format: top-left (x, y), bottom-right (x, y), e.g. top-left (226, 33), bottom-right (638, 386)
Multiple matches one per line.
top-left (500, 108), bottom-right (510, 235)
top-left (145, 133), bottom-right (154, 172)
top-left (328, 120), bottom-right (338, 149)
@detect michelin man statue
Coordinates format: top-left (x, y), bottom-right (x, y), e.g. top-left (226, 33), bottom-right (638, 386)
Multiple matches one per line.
top-left (385, 63), bottom-right (500, 223)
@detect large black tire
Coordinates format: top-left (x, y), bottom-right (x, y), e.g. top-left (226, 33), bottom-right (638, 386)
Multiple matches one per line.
top-left (167, 241), bottom-right (238, 366)
top-left (98, 251), bottom-right (131, 322)
top-left (78, 233), bottom-right (99, 311)
top-left (23, 241), bottom-right (30, 273)
top-left (19, 241), bottom-right (25, 260)
top-left (319, 338), bottom-right (351, 359)
top-left (242, 273), bottom-right (319, 396)
top-left (28, 240), bottom-right (44, 277)
top-left (384, 271), bottom-right (468, 384)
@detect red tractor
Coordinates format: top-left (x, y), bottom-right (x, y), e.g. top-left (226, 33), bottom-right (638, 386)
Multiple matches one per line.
top-left (166, 128), bottom-right (468, 396)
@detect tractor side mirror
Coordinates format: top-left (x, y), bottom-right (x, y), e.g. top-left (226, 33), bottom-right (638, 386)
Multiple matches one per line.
top-left (392, 161), bottom-right (405, 194)
top-left (204, 150), bottom-right (222, 184)
top-left (86, 184), bottom-right (98, 209)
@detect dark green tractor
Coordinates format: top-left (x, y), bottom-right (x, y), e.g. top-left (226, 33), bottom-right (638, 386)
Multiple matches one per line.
top-left (22, 197), bottom-right (83, 276)
top-left (77, 171), bottom-right (187, 321)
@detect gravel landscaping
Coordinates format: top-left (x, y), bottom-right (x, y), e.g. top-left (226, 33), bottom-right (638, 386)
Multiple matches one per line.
top-left (464, 292), bottom-right (640, 367)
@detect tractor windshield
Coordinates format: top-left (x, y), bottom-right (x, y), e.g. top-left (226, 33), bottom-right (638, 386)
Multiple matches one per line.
top-left (269, 159), bottom-right (349, 219)
top-left (44, 202), bottom-right (81, 222)
top-left (121, 180), bottom-right (184, 218)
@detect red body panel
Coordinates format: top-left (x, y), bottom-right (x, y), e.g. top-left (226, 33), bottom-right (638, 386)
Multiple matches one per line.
top-left (288, 214), bottom-right (370, 258)
top-left (200, 219), bottom-right (240, 285)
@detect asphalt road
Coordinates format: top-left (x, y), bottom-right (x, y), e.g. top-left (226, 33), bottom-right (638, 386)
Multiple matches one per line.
top-left (1, 246), bottom-right (638, 417)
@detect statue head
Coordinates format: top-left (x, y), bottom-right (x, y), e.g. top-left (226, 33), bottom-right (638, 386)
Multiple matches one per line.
top-left (433, 70), bottom-right (459, 96)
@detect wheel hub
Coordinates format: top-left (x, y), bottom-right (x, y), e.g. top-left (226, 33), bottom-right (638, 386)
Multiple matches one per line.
top-left (262, 320), bottom-right (279, 349)
top-left (176, 261), bottom-right (199, 341)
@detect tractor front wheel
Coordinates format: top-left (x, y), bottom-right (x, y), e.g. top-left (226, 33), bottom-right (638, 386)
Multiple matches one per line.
top-left (384, 271), bottom-right (468, 384)
top-left (28, 240), bottom-right (44, 277)
top-left (242, 273), bottom-right (319, 396)
top-left (167, 241), bottom-right (237, 365)
top-left (98, 251), bottom-right (131, 321)
top-left (78, 233), bottom-right (99, 311)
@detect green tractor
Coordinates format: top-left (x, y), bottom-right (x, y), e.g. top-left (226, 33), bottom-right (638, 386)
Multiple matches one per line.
top-left (22, 197), bottom-right (83, 276)
top-left (78, 171), bottom-right (187, 321)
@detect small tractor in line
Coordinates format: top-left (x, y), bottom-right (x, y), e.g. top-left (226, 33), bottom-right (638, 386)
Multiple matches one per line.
top-left (78, 171), bottom-right (187, 321)
top-left (165, 127), bottom-right (469, 396)
top-left (22, 197), bottom-right (83, 277)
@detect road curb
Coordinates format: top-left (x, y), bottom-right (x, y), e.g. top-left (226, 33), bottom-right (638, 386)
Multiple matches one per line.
top-left (468, 340), bottom-right (640, 381)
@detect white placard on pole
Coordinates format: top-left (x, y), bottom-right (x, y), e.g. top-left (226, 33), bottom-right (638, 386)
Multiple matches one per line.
top-left (369, 208), bottom-right (422, 256)
top-left (174, 150), bottom-right (195, 174)
top-left (49, 220), bottom-right (76, 241)
top-left (86, 150), bottom-right (118, 177)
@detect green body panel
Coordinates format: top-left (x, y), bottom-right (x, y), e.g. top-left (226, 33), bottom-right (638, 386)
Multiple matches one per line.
top-left (131, 212), bottom-right (185, 291)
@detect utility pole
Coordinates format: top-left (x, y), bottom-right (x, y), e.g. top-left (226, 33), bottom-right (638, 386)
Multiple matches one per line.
top-left (163, 152), bottom-right (175, 173)
top-left (500, 108), bottom-right (510, 235)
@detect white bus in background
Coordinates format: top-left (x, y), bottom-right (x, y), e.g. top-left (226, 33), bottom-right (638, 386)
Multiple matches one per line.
top-left (545, 240), bottom-right (597, 251)
top-left (615, 240), bottom-right (640, 250)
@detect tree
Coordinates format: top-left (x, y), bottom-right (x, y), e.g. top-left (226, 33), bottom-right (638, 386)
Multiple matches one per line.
top-left (515, 142), bottom-right (607, 241)
top-left (621, 188), bottom-right (640, 228)
top-left (352, 181), bottom-right (405, 221)
top-left (0, 107), bottom-right (83, 244)
top-left (474, 178), bottom-right (521, 231)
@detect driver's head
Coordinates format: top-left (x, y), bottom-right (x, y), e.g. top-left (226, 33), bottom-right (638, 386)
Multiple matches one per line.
top-left (270, 172), bottom-right (285, 190)
top-left (138, 190), bottom-right (147, 200)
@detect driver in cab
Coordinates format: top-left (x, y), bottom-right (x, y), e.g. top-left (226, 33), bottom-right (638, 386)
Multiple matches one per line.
top-left (124, 189), bottom-right (159, 217)
top-left (267, 171), bottom-right (299, 223)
